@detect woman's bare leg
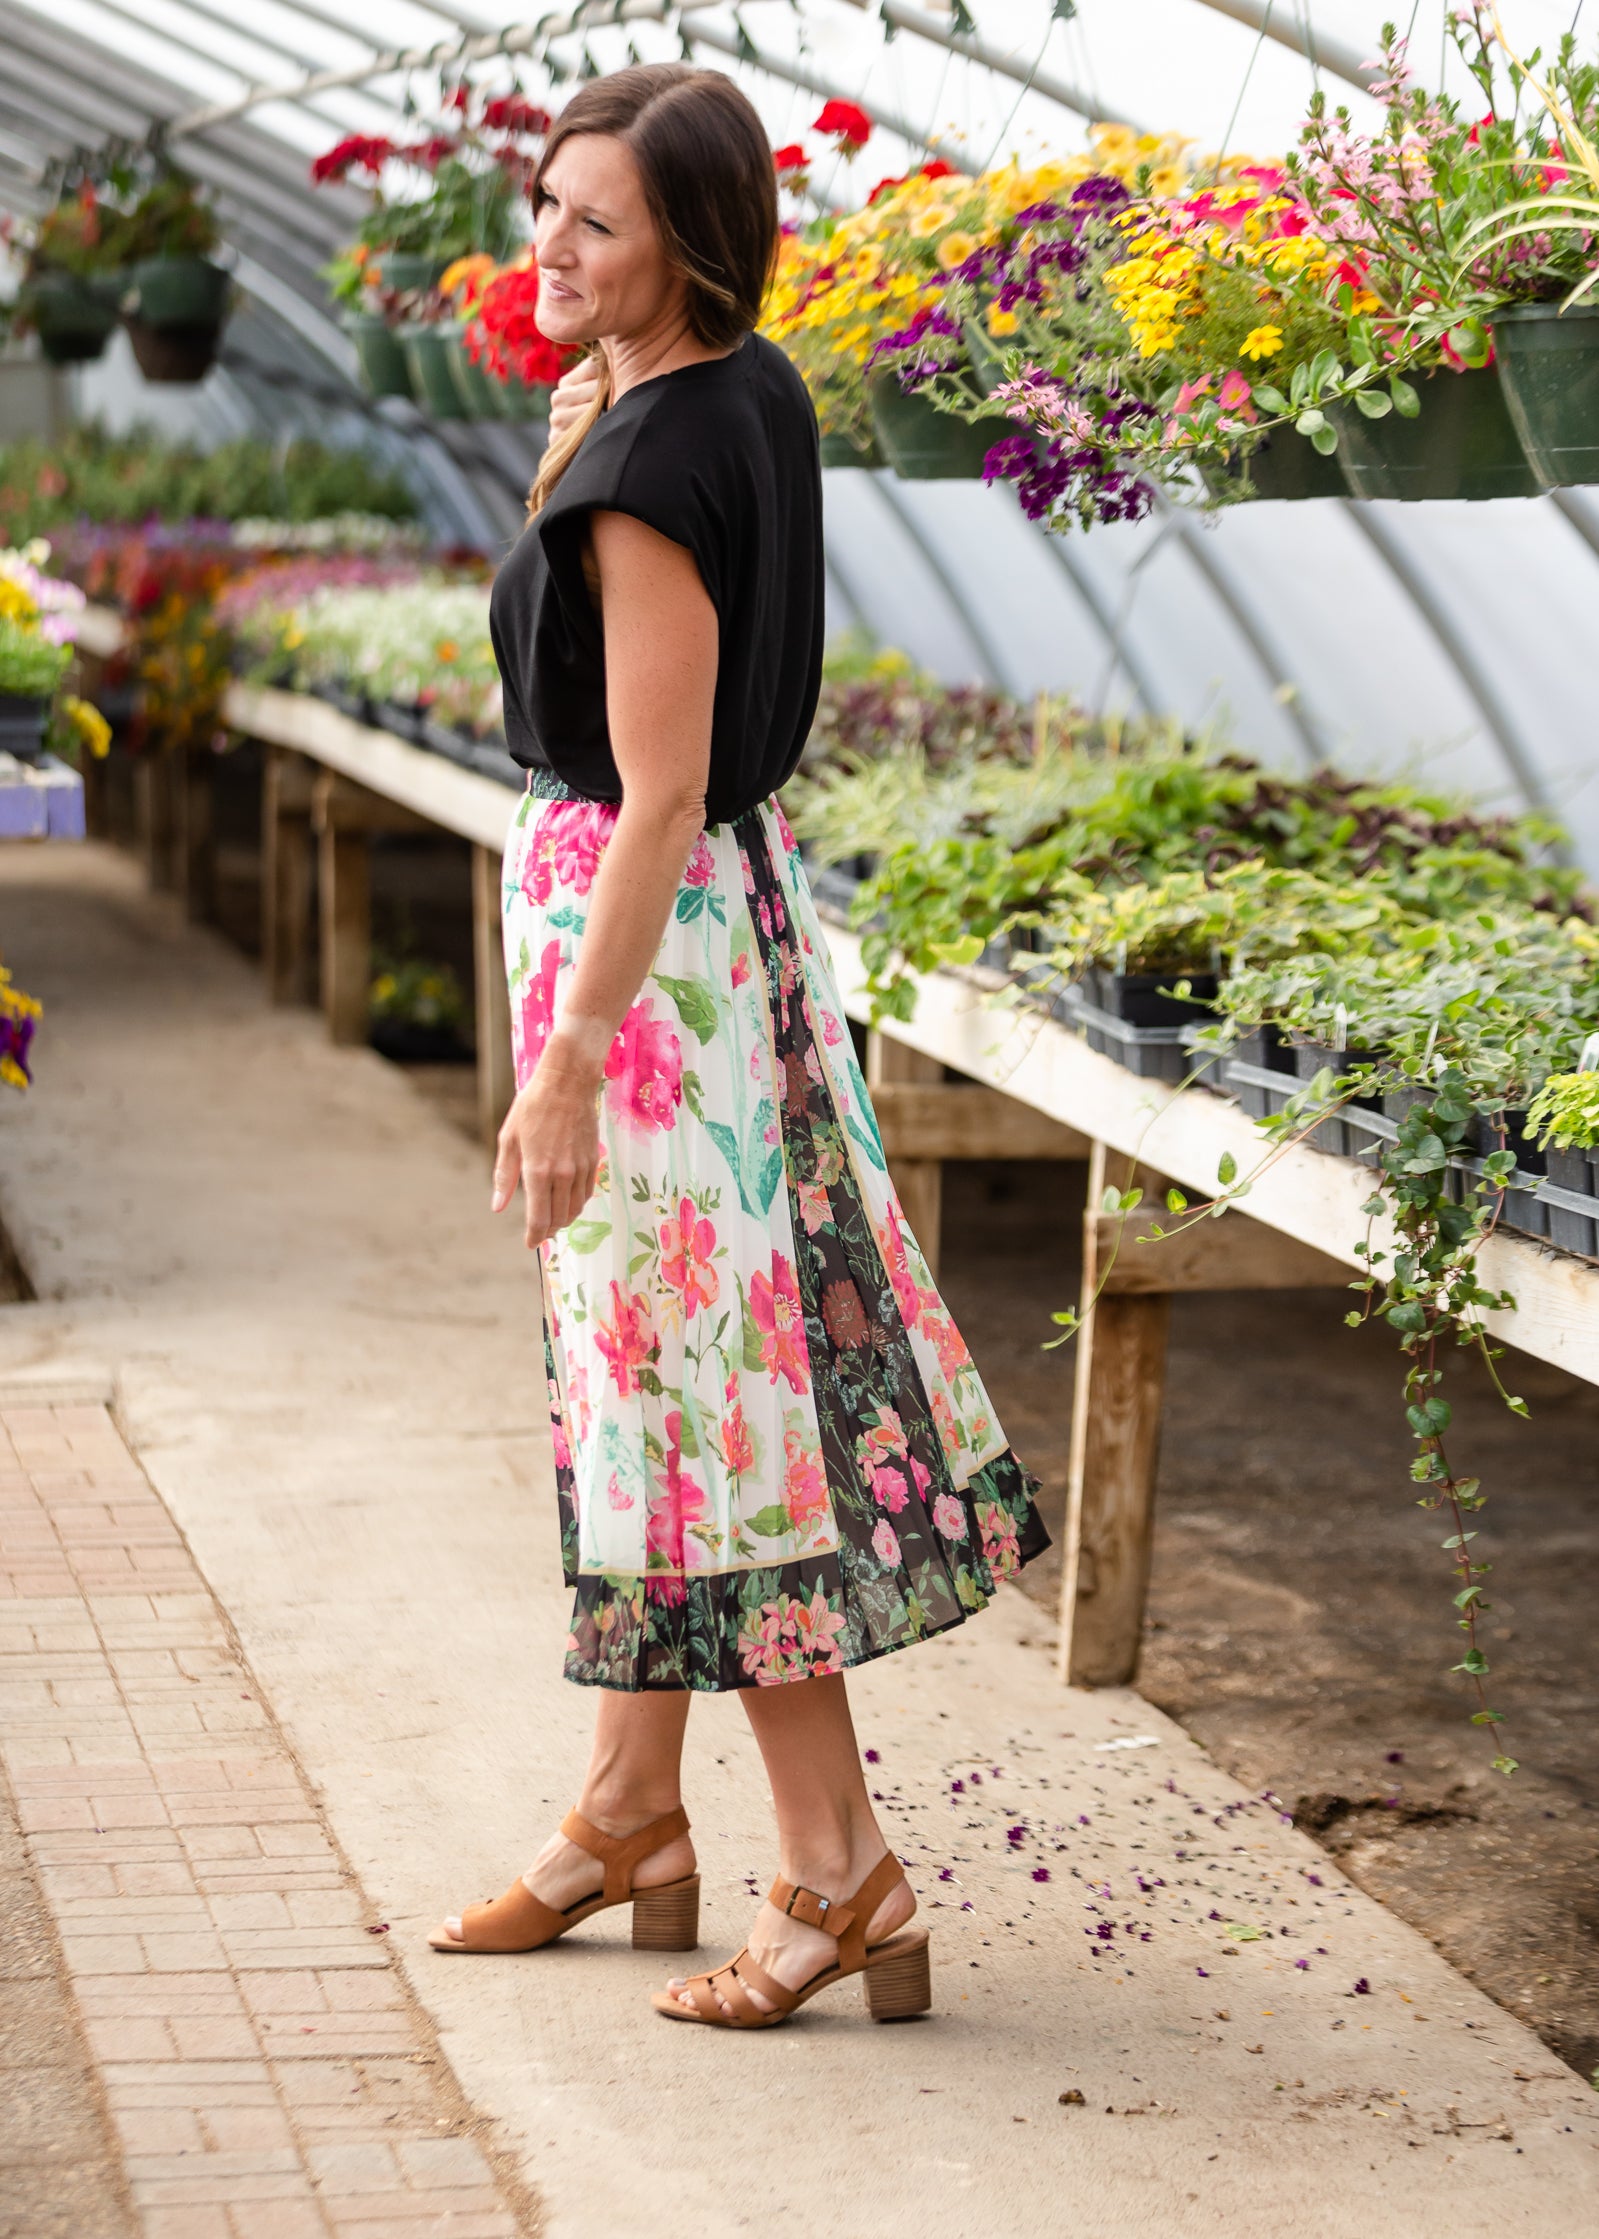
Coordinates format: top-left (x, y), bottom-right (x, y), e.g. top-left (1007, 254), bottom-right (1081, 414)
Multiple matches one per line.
top-left (666, 1672), bottom-right (913, 2011)
top-left (436, 1690), bottom-right (695, 1944)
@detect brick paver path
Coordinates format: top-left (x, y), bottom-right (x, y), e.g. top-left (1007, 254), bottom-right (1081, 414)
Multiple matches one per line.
top-left (0, 1400), bottom-right (536, 2239)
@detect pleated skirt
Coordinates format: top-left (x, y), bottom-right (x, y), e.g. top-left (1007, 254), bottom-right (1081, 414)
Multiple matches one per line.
top-left (502, 771), bottom-right (1049, 1689)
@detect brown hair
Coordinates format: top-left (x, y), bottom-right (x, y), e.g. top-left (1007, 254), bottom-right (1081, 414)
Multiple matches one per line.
top-left (527, 64), bottom-right (779, 515)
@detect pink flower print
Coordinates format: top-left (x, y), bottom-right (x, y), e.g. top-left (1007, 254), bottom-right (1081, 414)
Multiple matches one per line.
top-left (566, 1361), bottom-right (592, 1443)
top-left (604, 1001), bottom-right (683, 1135)
top-left (924, 1306), bottom-right (974, 1383)
top-left (774, 803), bottom-right (799, 854)
top-left (872, 1519), bottom-right (901, 1567)
top-left (731, 950), bottom-right (752, 989)
top-left (646, 1573), bottom-right (687, 1608)
top-left (910, 1455), bottom-right (932, 1497)
top-left (605, 1470), bottom-right (634, 1511)
top-left (550, 1418), bottom-right (571, 1471)
top-left (820, 1009), bottom-right (844, 1047)
top-left (749, 1254), bottom-right (811, 1394)
top-left (741, 850), bottom-right (757, 896)
top-left (862, 1404), bottom-right (908, 1461)
top-left (647, 1409), bottom-right (709, 1571)
top-left (721, 1375), bottom-right (756, 1477)
top-left (520, 817), bottom-right (558, 905)
top-left (796, 1176), bottom-right (831, 1235)
top-left (748, 1045), bottom-right (764, 1081)
top-left (870, 1464), bottom-right (909, 1514)
top-left (763, 1121), bottom-right (780, 1146)
top-left (879, 1199), bottom-right (924, 1334)
top-left (792, 1588), bottom-right (847, 1675)
top-left (515, 939), bottom-right (562, 1081)
top-left (757, 898), bottom-right (773, 939)
top-left (738, 1590), bottom-right (846, 1684)
top-left (782, 1424), bottom-right (830, 1531)
top-left (770, 889), bottom-right (786, 933)
top-left (552, 801), bottom-right (615, 895)
top-left (929, 1389), bottom-right (959, 1460)
top-left (659, 1197), bottom-right (719, 1318)
top-left (933, 1491), bottom-right (967, 1541)
top-left (594, 1281), bottom-right (653, 1398)
top-left (977, 1501), bottom-right (1022, 1579)
top-left (683, 834), bottom-right (715, 888)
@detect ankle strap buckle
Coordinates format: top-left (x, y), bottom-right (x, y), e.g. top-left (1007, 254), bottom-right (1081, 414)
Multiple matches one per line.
top-left (783, 1884), bottom-right (831, 1926)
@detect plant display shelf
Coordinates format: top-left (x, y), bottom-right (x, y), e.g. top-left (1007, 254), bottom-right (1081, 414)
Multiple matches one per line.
top-left (815, 916), bottom-right (1599, 1698)
top-left (0, 752), bottom-right (84, 841)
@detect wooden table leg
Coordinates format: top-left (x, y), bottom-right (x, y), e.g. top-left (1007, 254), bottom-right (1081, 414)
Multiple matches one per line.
top-left (310, 770), bottom-right (432, 1049)
top-left (262, 749), bottom-right (314, 1007)
top-left (866, 1030), bottom-right (945, 1277)
top-left (1058, 1142), bottom-right (1171, 1688)
top-left (472, 841), bottom-right (515, 1150)
top-left (176, 744), bottom-right (216, 924)
top-left (136, 754), bottom-right (178, 894)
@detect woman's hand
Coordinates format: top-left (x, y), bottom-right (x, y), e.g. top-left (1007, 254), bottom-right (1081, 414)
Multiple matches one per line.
top-left (492, 1029), bottom-right (605, 1250)
top-left (549, 355), bottom-right (603, 443)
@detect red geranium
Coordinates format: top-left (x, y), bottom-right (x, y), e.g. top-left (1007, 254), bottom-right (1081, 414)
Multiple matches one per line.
top-left (482, 95), bottom-right (552, 136)
top-left (867, 157), bottom-right (956, 204)
top-left (772, 143), bottom-right (810, 180)
top-left (466, 260), bottom-right (569, 388)
top-left (310, 135), bottom-right (396, 185)
top-left (813, 99), bottom-right (872, 151)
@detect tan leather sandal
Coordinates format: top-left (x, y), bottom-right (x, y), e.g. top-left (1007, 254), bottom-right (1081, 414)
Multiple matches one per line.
top-left (651, 1851), bottom-right (929, 2027)
top-left (429, 1806), bottom-right (699, 1955)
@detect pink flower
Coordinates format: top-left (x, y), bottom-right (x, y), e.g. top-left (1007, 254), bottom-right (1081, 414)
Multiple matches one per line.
top-left (757, 898), bottom-right (774, 939)
top-left (783, 1424), bottom-right (830, 1530)
top-left (879, 1200), bottom-right (924, 1333)
top-left (796, 1176), bottom-right (832, 1235)
top-left (514, 939), bottom-right (562, 1082)
top-left (872, 1519), bottom-right (901, 1566)
top-left (870, 1464), bottom-right (909, 1513)
top-left (738, 1589), bottom-right (846, 1683)
top-left (933, 1492), bottom-right (967, 1540)
top-left (659, 1197), bottom-right (719, 1317)
top-left (720, 1374), bottom-right (755, 1476)
top-left (792, 1588), bottom-right (847, 1674)
top-left (774, 804), bottom-right (799, 854)
top-left (923, 1306), bottom-right (973, 1383)
top-left (820, 1009), bottom-right (844, 1046)
top-left (604, 1001), bottom-right (683, 1135)
top-left (552, 801), bottom-right (615, 894)
top-left (594, 1281), bottom-right (653, 1397)
top-left (977, 1501), bottom-right (1022, 1579)
top-left (910, 1455), bottom-right (932, 1497)
top-left (551, 1419), bottom-right (571, 1470)
top-left (930, 1390), bottom-right (959, 1459)
top-left (647, 1409), bottom-right (709, 1570)
top-left (604, 1470), bottom-right (634, 1511)
top-left (731, 950), bottom-right (752, 989)
top-left (749, 1254), bottom-right (811, 1394)
top-left (683, 834), bottom-right (715, 888)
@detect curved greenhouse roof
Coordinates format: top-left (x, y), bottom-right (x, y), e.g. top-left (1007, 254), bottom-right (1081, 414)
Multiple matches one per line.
top-left (1, 1), bottom-right (1596, 862)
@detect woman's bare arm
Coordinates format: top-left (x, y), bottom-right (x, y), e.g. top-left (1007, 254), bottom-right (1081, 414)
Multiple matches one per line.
top-left (491, 507), bottom-right (716, 1247)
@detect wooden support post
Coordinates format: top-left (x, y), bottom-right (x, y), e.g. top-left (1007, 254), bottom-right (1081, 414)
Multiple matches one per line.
top-left (866, 1031), bottom-right (945, 1276)
top-left (136, 753), bottom-right (179, 893)
top-left (472, 842), bottom-right (515, 1150)
top-left (311, 770), bottom-right (434, 1048)
top-left (176, 744), bottom-right (216, 924)
top-left (1059, 1145), bottom-right (1352, 1688)
top-left (262, 748), bottom-right (315, 1007)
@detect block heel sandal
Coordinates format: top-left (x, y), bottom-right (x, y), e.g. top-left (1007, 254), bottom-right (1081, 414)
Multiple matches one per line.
top-left (429, 1805), bottom-right (699, 1955)
top-left (651, 1851), bottom-right (930, 2028)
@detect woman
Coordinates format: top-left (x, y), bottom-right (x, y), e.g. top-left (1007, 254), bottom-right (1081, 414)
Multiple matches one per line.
top-left (431, 64), bottom-right (1047, 2028)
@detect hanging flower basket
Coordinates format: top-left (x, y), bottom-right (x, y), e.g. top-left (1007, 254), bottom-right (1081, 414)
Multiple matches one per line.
top-left (371, 251), bottom-right (450, 297)
top-left (868, 374), bottom-right (1010, 480)
top-left (121, 256), bottom-right (231, 384)
top-left (1331, 366), bottom-right (1538, 502)
top-left (22, 272), bottom-right (119, 365)
top-left (1490, 303), bottom-right (1599, 489)
top-left (346, 311), bottom-right (413, 400)
top-left (819, 430), bottom-right (884, 469)
top-left (444, 324), bottom-right (505, 419)
top-left (0, 693), bottom-right (49, 763)
top-left (398, 325), bottom-right (465, 420)
top-left (1242, 427), bottom-right (1349, 501)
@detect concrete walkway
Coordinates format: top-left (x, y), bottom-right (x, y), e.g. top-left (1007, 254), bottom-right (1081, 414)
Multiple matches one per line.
top-left (2, 842), bottom-right (1596, 2239)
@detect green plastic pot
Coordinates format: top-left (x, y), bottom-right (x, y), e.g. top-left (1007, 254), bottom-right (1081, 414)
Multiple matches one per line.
top-left (1242, 426), bottom-right (1349, 500)
top-left (961, 316), bottom-right (1010, 397)
top-left (819, 429), bottom-right (883, 469)
top-left (129, 255), bottom-right (229, 329)
top-left (1331, 365), bottom-right (1538, 501)
top-left (1491, 302), bottom-right (1599, 488)
top-left (371, 251), bottom-right (449, 296)
top-left (23, 272), bottom-right (118, 365)
top-left (869, 373), bottom-right (1011, 480)
top-left (445, 326), bottom-right (505, 420)
top-left (494, 367), bottom-right (554, 423)
top-left (346, 312), bottom-right (413, 401)
top-left (398, 326), bottom-right (465, 420)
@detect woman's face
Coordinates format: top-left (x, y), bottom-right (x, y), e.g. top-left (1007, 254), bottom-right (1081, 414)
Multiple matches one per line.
top-left (533, 134), bottom-right (682, 346)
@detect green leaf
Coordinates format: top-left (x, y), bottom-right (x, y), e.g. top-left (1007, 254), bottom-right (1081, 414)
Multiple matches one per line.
top-left (1452, 1649), bottom-right (1489, 1677)
top-left (747, 1504), bottom-right (791, 1539)
top-left (1309, 422), bottom-right (1339, 455)
top-left (1295, 407), bottom-right (1328, 437)
top-left (1253, 384), bottom-right (1290, 415)
top-left (1217, 1150), bottom-right (1237, 1186)
top-left (1166, 1187), bottom-right (1188, 1214)
top-left (741, 1293), bottom-right (768, 1375)
top-left (929, 933), bottom-right (985, 967)
top-left (1390, 375), bottom-right (1421, 418)
top-left (563, 1216), bottom-right (611, 1256)
top-left (654, 972), bottom-right (719, 1044)
top-left (1352, 387), bottom-right (1392, 418)
top-left (1490, 1754), bottom-right (1519, 1776)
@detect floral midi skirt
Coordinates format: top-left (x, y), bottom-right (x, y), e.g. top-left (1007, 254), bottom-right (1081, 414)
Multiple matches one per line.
top-left (502, 771), bottom-right (1048, 1691)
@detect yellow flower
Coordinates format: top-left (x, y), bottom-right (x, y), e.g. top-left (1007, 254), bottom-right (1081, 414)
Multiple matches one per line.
top-left (1240, 324), bottom-right (1285, 360)
top-left (935, 229), bottom-right (978, 271)
top-left (987, 305), bottom-right (1019, 337)
top-left (61, 695), bottom-right (111, 759)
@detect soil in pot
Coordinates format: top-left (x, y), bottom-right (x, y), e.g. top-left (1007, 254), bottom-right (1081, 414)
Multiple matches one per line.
top-left (1492, 302), bottom-right (1599, 488)
top-left (1332, 365), bottom-right (1538, 501)
top-left (869, 374), bottom-right (1011, 480)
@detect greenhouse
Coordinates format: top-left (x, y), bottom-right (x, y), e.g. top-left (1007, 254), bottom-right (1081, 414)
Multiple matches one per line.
top-left (1, 2), bottom-right (1597, 2231)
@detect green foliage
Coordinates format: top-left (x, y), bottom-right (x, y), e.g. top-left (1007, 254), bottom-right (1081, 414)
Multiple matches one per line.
top-left (368, 956), bottom-right (466, 1031)
top-left (1526, 1066), bottom-right (1599, 1150)
top-left (102, 170), bottom-right (220, 264)
top-left (0, 616), bottom-right (71, 697)
top-left (0, 429), bottom-right (418, 542)
top-left (359, 158), bottom-right (520, 266)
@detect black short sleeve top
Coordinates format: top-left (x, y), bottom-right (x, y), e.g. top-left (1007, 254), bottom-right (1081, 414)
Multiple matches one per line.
top-left (489, 332), bottom-right (825, 827)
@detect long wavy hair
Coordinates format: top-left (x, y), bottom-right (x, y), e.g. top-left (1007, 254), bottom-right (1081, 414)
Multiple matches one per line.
top-left (527, 65), bottom-right (779, 516)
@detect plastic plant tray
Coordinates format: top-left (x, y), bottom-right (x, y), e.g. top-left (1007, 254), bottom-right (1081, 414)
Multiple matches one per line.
top-left (1059, 986), bottom-right (1224, 1085)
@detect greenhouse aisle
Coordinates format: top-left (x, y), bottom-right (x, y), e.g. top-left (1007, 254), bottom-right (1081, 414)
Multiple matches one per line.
top-left (2, 843), bottom-right (1596, 2239)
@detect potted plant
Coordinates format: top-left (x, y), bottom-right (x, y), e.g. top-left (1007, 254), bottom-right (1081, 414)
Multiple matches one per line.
top-left (11, 184), bottom-right (123, 364)
top-left (0, 539), bottom-right (107, 767)
top-left (1527, 1059), bottom-right (1599, 1256)
top-left (368, 955), bottom-right (472, 1063)
top-left (457, 255), bottom-right (566, 421)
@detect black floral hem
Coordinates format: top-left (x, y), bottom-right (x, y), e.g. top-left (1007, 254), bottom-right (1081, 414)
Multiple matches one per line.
top-left (560, 1448), bottom-right (1048, 1691)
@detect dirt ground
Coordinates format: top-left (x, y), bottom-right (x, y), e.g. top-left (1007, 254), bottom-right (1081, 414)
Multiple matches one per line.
top-left (928, 1157), bottom-right (1599, 2088)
